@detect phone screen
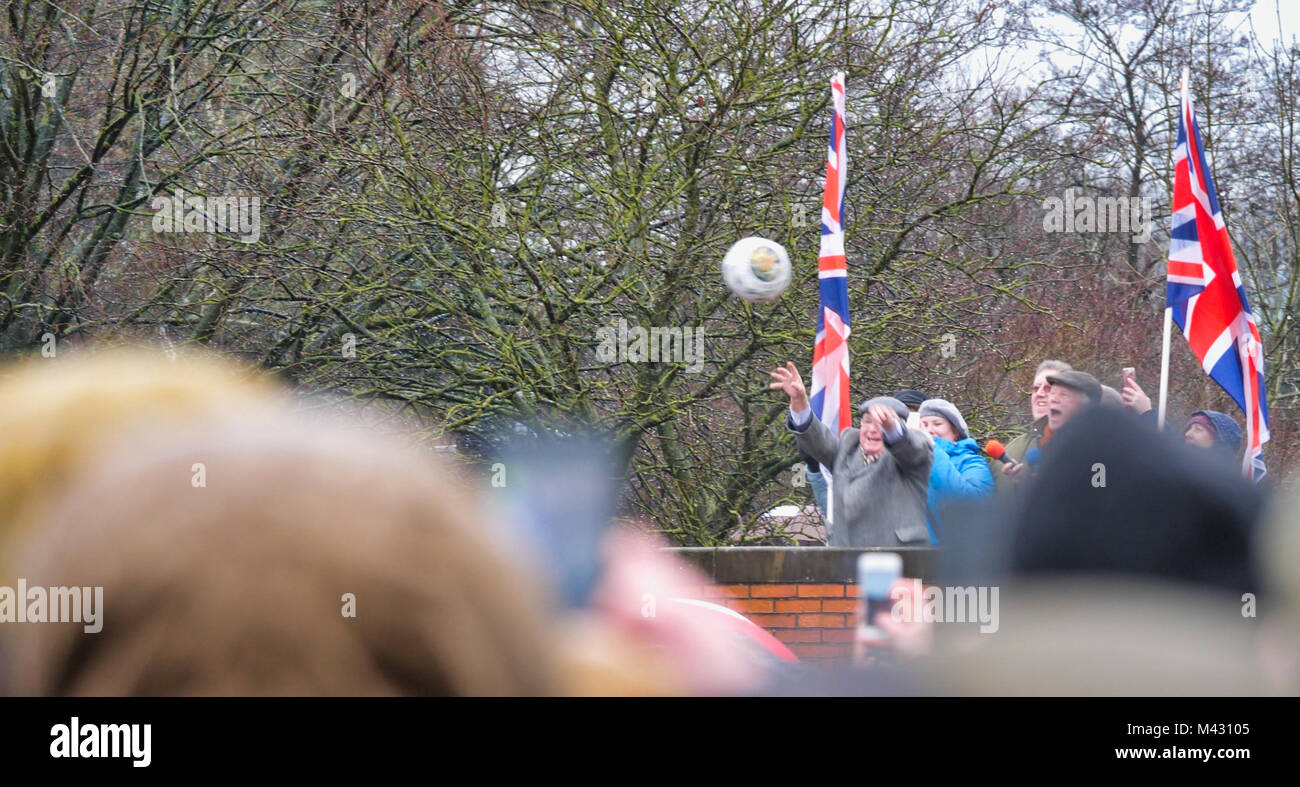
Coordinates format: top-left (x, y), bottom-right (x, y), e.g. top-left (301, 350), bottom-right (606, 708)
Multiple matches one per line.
top-left (857, 553), bottom-right (903, 637)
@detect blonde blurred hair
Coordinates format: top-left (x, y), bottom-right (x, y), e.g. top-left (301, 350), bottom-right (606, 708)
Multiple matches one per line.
top-left (4, 389), bottom-right (560, 696)
top-left (0, 349), bottom-right (279, 553)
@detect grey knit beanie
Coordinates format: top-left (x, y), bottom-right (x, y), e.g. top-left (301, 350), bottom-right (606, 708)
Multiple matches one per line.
top-left (918, 398), bottom-right (970, 440)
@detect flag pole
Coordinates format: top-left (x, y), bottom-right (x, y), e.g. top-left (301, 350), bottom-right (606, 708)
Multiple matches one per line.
top-left (1157, 306), bottom-right (1172, 429)
top-left (1159, 67), bottom-right (1189, 430)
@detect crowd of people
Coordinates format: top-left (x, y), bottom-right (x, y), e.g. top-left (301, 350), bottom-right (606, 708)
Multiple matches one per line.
top-left (0, 348), bottom-right (794, 696)
top-left (0, 346), bottom-right (1293, 697)
top-left (770, 358), bottom-right (1254, 547)
top-left (768, 356), bottom-right (1300, 696)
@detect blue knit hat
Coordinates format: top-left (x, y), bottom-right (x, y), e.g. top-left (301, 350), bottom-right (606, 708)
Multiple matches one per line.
top-left (1187, 410), bottom-right (1242, 455)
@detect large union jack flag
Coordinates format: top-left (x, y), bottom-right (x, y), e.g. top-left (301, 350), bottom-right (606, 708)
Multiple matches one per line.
top-left (809, 72), bottom-right (851, 440)
top-left (1167, 71), bottom-right (1268, 481)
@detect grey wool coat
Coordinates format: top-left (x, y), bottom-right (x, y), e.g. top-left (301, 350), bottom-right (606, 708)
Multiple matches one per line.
top-left (788, 412), bottom-right (934, 547)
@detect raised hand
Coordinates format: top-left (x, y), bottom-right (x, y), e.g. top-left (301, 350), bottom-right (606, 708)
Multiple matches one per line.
top-left (768, 362), bottom-right (809, 412)
top-left (1121, 376), bottom-right (1152, 414)
top-left (867, 403), bottom-right (898, 433)
top-left (853, 577), bottom-right (934, 667)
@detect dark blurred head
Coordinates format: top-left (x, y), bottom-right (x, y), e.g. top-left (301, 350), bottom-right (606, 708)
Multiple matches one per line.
top-left (894, 389), bottom-right (928, 412)
top-left (942, 405), bottom-right (1263, 595)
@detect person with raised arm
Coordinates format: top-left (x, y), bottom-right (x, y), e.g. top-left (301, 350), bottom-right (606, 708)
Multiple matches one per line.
top-left (769, 362), bottom-right (933, 547)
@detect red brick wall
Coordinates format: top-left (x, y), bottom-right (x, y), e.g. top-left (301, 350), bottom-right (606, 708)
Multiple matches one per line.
top-left (683, 582), bottom-right (859, 662)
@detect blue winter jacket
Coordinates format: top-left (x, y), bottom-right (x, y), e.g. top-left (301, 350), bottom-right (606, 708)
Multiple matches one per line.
top-left (925, 437), bottom-right (996, 544)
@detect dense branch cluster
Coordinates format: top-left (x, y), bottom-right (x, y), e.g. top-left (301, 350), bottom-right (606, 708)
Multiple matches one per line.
top-left (2, 0), bottom-right (1296, 544)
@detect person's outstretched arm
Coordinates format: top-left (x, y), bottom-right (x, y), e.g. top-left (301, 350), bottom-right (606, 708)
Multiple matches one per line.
top-left (771, 362), bottom-right (839, 468)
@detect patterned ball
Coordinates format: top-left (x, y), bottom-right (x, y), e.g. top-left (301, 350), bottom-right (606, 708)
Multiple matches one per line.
top-left (721, 236), bottom-right (792, 302)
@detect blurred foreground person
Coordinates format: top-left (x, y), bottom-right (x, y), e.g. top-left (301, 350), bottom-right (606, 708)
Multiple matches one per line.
top-left (479, 433), bottom-right (799, 695)
top-left (768, 406), bottom-right (1277, 695)
top-left (0, 349), bottom-right (279, 563)
top-left (1, 350), bottom-right (791, 696)
top-left (925, 405), bottom-right (1273, 695)
top-left (555, 528), bottom-right (793, 696)
top-left (0, 351), bottom-right (560, 695)
top-left (1259, 490), bottom-right (1300, 693)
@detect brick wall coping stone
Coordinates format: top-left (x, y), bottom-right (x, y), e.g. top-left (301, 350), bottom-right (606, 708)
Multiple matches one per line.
top-left (664, 546), bottom-right (935, 584)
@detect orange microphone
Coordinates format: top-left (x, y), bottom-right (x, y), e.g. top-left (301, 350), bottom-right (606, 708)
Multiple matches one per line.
top-left (984, 439), bottom-right (1018, 467)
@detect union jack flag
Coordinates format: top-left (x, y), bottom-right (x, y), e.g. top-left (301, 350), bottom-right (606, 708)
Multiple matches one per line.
top-left (1167, 71), bottom-right (1269, 481)
top-left (809, 72), bottom-right (851, 439)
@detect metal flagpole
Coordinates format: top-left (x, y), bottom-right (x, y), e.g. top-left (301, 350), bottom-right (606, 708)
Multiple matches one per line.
top-left (1157, 306), bottom-right (1172, 429)
top-left (1159, 68), bottom-right (1190, 431)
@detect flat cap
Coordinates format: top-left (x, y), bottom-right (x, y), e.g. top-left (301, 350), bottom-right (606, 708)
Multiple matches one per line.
top-left (858, 396), bottom-right (910, 420)
top-left (1046, 370), bottom-right (1102, 404)
top-left (894, 389), bottom-right (928, 408)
